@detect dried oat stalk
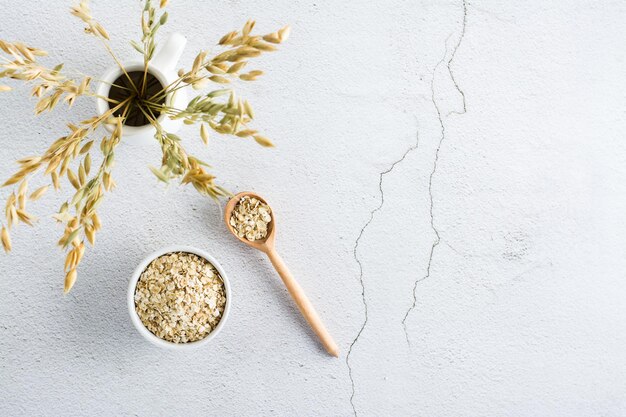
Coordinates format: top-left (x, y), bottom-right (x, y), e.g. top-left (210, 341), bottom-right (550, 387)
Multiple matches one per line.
top-left (0, 0), bottom-right (289, 293)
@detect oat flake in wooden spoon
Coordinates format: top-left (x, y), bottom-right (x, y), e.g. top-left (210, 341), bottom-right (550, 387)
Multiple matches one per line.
top-left (224, 191), bottom-right (339, 357)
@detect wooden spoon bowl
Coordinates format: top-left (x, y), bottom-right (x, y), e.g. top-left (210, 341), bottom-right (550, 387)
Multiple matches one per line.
top-left (224, 192), bottom-right (275, 253)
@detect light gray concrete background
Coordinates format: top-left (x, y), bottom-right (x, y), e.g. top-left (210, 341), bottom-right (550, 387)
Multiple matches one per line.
top-left (1, 0), bottom-right (626, 416)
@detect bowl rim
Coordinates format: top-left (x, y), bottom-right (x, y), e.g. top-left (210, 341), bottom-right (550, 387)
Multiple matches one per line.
top-left (127, 245), bottom-right (232, 350)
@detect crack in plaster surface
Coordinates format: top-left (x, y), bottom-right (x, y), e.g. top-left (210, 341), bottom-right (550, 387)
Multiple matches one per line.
top-left (346, 0), bottom-right (467, 412)
top-left (447, 0), bottom-right (468, 117)
top-left (401, 72), bottom-right (443, 346)
top-left (346, 130), bottom-right (419, 417)
top-left (401, 0), bottom-right (467, 345)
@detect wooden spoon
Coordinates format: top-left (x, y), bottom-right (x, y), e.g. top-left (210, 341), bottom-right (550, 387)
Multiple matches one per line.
top-left (224, 191), bottom-right (339, 357)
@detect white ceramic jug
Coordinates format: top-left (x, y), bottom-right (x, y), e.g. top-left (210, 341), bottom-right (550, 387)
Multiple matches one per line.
top-left (95, 33), bottom-right (188, 144)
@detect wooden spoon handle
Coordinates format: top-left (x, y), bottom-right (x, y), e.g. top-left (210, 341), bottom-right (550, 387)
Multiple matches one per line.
top-left (266, 249), bottom-right (339, 357)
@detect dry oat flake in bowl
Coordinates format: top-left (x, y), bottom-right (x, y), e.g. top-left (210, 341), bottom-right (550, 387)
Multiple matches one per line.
top-left (134, 252), bottom-right (227, 344)
top-left (229, 196), bottom-right (272, 241)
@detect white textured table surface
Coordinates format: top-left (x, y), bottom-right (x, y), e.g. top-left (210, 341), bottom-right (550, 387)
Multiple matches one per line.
top-left (2, 1), bottom-right (626, 416)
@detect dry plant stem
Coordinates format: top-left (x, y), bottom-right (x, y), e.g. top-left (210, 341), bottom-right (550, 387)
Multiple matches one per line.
top-left (142, 100), bottom-right (166, 110)
top-left (141, 63), bottom-right (149, 96)
top-left (45, 65), bottom-right (134, 92)
top-left (140, 49), bottom-right (151, 98)
top-left (100, 41), bottom-right (139, 94)
top-left (119, 99), bottom-right (131, 121)
top-left (95, 96), bottom-right (132, 124)
top-left (138, 104), bottom-right (158, 126)
top-left (147, 58), bottom-right (213, 103)
top-left (146, 60), bottom-right (207, 103)
top-left (147, 77), bottom-right (183, 103)
top-left (92, 94), bottom-right (118, 104)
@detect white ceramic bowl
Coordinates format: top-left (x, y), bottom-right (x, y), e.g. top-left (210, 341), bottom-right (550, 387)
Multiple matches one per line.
top-left (127, 245), bottom-right (231, 350)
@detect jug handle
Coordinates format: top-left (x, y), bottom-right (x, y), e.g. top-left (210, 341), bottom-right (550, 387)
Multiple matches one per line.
top-left (150, 32), bottom-right (187, 74)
